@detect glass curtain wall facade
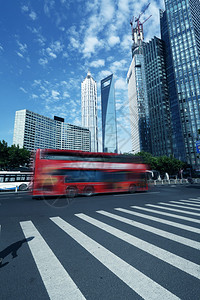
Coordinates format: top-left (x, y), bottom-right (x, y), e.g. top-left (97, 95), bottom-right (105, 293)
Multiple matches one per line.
top-left (101, 74), bottom-right (118, 153)
top-left (143, 37), bottom-right (172, 157)
top-left (161, 0), bottom-right (200, 169)
top-left (127, 54), bottom-right (151, 154)
top-left (81, 71), bottom-right (98, 152)
top-left (160, 9), bottom-right (186, 162)
top-left (13, 109), bottom-right (90, 152)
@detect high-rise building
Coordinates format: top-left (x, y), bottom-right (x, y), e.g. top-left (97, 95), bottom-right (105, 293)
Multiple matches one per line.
top-left (143, 36), bottom-right (173, 157)
top-left (13, 109), bottom-right (90, 152)
top-left (127, 13), bottom-right (151, 154)
top-left (160, 0), bottom-right (200, 169)
top-left (101, 74), bottom-right (118, 153)
top-left (81, 71), bottom-right (98, 152)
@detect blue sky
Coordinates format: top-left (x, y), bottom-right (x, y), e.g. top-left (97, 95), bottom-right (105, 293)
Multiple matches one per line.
top-left (0, 0), bottom-right (164, 152)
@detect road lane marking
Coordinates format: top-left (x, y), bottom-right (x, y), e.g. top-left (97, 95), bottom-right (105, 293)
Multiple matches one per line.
top-left (114, 207), bottom-right (200, 234)
top-left (131, 206), bottom-right (200, 224)
top-left (146, 204), bottom-right (200, 217)
top-left (96, 210), bottom-right (200, 250)
top-left (75, 214), bottom-right (200, 280)
top-left (158, 202), bottom-right (200, 211)
top-left (20, 220), bottom-right (86, 300)
top-left (51, 216), bottom-right (179, 300)
top-left (170, 201), bottom-right (200, 207)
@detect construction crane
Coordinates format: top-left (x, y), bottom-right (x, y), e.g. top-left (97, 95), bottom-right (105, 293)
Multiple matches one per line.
top-left (130, 3), bottom-right (152, 42)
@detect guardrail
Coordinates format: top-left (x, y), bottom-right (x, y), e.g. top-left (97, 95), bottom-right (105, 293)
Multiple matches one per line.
top-left (148, 178), bottom-right (200, 186)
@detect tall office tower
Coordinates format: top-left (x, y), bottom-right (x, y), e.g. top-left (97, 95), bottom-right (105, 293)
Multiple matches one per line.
top-left (81, 70), bottom-right (98, 152)
top-left (13, 109), bottom-right (90, 152)
top-left (101, 74), bottom-right (118, 153)
top-left (143, 37), bottom-right (173, 157)
top-left (160, 0), bottom-right (200, 169)
top-left (127, 8), bottom-right (151, 154)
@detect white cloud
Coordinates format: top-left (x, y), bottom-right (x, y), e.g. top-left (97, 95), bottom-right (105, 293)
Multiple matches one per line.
top-left (98, 70), bottom-right (112, 81)
top-left (31, 94), bottom-right (38, 99)
top-left (16, 52), bottom-right (24, 58)
top-left (108, 36), bottom-right (120, 47)
top-left (82, 36), bottom-right (104, 57)
top-left (90, 59), bottom-right (105, 68)
top-left (38, 57), bottom-right (48, 66)
top-left (50, 41), bottom-right (64, 53)
top-left (52, 90), bottom-right (60, 99)
top-left (17, 41), bottom-right (27, 53)
top-left (110, 59), bottom-right (127, 74)
top-left (29, 11), bottom-right (37, 20)
top-left (115, 77), bottom-right (127, 91)
top-left (46, 47), bottom-right (57, 58)
top-left (19, 87), bottom-right (28, 93)
top-left (21, 5), bottom-right (29, 12)
top-left (100, 0), bottom-right (115, 23)
top-left (63, 91), bottom-right (70, 98)
top-left (69, 37), bottom-right (80, 50)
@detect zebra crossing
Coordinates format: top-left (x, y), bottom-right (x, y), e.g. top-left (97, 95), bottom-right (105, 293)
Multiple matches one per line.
top-left (17, 197), bottom-right (200, 299)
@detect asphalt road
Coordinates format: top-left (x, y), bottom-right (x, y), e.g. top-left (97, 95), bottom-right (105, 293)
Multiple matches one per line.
top-left (0, 184), bottom-right (200, 299)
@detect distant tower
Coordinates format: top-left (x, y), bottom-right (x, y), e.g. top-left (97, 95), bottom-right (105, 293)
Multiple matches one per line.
top-left (81, 70), bottom-right (98, 152)
top-left (127, 5), bottom-right (151, 154)
top-left (101, 74), bottom-right (118, 153)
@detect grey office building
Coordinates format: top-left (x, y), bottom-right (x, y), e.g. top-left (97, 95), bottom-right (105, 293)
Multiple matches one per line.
top-left (143, 37), bottom-right (173, 157)
top-left (13, 109), bottom-right (91, 152)
top-left (160, 0), bottom-right (200, 169)
top-left (101, 74), bottom-right (118, 153)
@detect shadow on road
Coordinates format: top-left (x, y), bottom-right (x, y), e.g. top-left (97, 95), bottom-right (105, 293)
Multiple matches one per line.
top-left (0, 236), bottom-right (34, 268)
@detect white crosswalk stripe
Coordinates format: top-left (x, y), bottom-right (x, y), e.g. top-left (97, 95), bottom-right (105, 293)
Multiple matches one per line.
top-left (51, 216), bottom-right (179, 300)
top-left (189, 198), bottom-right (200, 202)
top-left (179, 199), bottom-right (200, 204)
top-left (114, 207), bottom-right (200, 234)
top-left (158, 202), bottom-right (200, 211)
top-left (75, 213), bottom-right (200, 280)
top-left (96, 210), bottom-right (200, 250)
top-left (20, 220), bottom-right (86, 300)
top-left (18, 197), bottom-right (200, 300)
top-left (170, 201), bottom-right (200, 207)
top-left (145, 204), bottom-right (200, 217)
top-left (131, 206), bottom-right (200, 224)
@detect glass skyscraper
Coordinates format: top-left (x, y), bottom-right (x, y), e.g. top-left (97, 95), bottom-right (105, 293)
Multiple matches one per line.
top-left (143, 37), bottom-right (173, 157)
top-left (81, 71), bottom-right (98, 152)
top-left (101, 74), bottom-right (118, 153)
top-left (160, 0), bottom-right (200, 169)
top-left (127, 16), bottom-right (151, 154)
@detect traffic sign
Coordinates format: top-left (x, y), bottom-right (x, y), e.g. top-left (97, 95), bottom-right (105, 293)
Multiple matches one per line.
top-left (196, 140), bottom-right (200, 153)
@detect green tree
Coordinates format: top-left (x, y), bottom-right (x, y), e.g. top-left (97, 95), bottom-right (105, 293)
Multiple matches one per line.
top-left (0, 140), bottom-right (30, 170)
top-left (124, 151), bottom-right (186, 176)
top-left (0, 140), bottom-right (9, 169)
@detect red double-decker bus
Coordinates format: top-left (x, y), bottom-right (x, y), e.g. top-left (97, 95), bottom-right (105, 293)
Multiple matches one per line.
top-left (32, 149), bottom-right (148, 198)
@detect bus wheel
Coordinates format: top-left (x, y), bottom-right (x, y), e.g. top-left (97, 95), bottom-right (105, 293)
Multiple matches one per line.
top-left (83, 186), bottom-right (94, 197)
top-left (129, 184), bottom-right (136, 193)
top-left (19, 184), bottom-right (28, 191)
top-left (66, 187), bottom-right (77, 198)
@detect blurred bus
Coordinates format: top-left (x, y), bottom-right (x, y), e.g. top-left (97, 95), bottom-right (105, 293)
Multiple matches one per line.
top-left (0, 171), bottom-right (33, 191)
top-left (32, 149), bottom-right (148, 198)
